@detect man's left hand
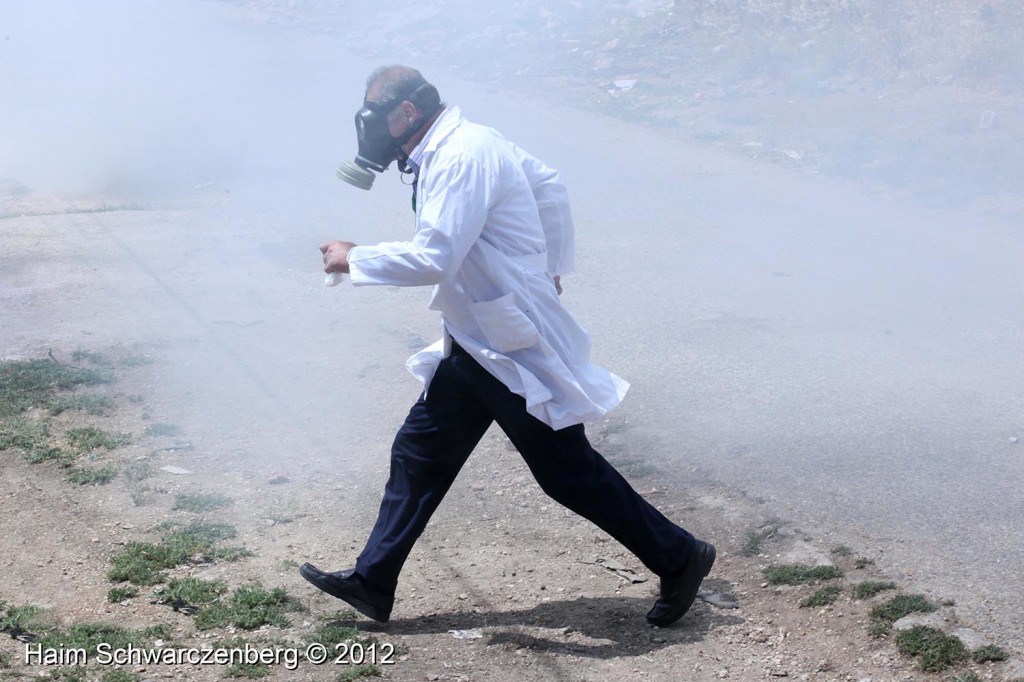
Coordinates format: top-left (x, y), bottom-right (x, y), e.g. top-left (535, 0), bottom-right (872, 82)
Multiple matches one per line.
top-left (321, 240), bottom-right (357, 274)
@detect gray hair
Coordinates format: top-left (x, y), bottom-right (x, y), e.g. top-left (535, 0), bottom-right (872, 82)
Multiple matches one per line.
top-left (365, 65), bottom-right (442, 113)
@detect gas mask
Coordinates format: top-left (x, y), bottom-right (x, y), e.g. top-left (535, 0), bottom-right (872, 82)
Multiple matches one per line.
top-left (336, 80), bottom-right (440, 190)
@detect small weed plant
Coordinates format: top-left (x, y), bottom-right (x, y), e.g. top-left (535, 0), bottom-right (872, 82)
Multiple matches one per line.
top-left (173, 492), bottom-right (234, 513)
top-left (972, 644), bottom-right (1008, 662)
top-left (67, 427), bottom-right (129, 452)
top-left (0, 359), bottom-right (110, 417)
top-left (894, 625), bottom-right (967, 672)
top-left (35, 623), bottom-right (170, 657)
top-left (107, 586), bottom-right (139, 603)
top-left (194, 583), bottom-right (303, 631)
top-left (336, 665), bottom-right (383, 681)
top-left (100, 671), bottom-right (144, 682)
top-left (159, 577), bottom-right (228, 608)
top-left (108, 523), bottom-right (249, 585)
top-left (305, 623), bottom-right (359, 647)
top-left (853, 580), bottom-right (897, 599)
top-left (763, 564), bottom-right (843, 585)
top-left (0, 603), bottom-right (46, 639)
top-left (741, 525), bottom-right (776, 557)
top-left (48, 395), bottom-right (113, 416)
top-left (800, 585), bottom-right (842, 608)
top-left (869, 593), bottom-right (938, 636)
top-left (67, 465), bottom-right (117, 485)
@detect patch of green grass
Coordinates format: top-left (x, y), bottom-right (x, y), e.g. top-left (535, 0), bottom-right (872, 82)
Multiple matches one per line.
top-left (45, 667), bottom-right (87, 681)
top-left (950, 673), bottom-right (982, 682)
top-left (853, 580), bottom-right (897, 599)
top-left (194, 583), bottom-right (303, 631)
top-left (35, 623), bottom-right (170, 660)
top-left (26, 445), bottom-right (76, 467)
top-left (972, 644), bottom-right (1008, 662)
top-left (214, 546), bottom-right (255, 561)
top-left (329, 608), bottom-right (359, 621)
top-left (336, 665), bottom-right (383, 681)
top-left (107, 586), bottom-right (140, 603)
top-left (0, 603), bottom-right (46, 638)
top-left (0, 417), bottom-right (49, 450)
top-left (741, 531), bottom-right (765, 556)
top-left (159, 577), bottom-right (228, 607)
top-left (100, 671), bottom-right (143, 682)
top-left (173, 492), bottom-right (234, 513)
top-left (800, 585), bottom-right (842, 608)
top-left (122, 461), bottom-right (153, 482)
top-left (869, 593), bottom-right (938, 635)
top-left (305, 623), bottom-right (358, 647)
top-left (67, 465), bottom-right (117, 485)
top-left (763, 564), bottom-right (843, 585)
top-left (0, 358), bottom-right (111, 417)
top-left (47, 394), bottom-right (114, 416)
top-left (145, 422), bottom-right (181, 437)
top-left (0, 649), bottom-right (12, 668)
top-left (1, 419), bottom-right (77, 466)
top-left (108, 523), bottom-right (246, 585)
top-left (894, 625), bottom-right (967, 672)
top-left (870, 594), bottom-right (938, 624)
top-left (161, 521), bottom-right (243, 552)
top-left (266, 511), bottom-right (296, 526)
top-left (854, 557), bottom-right (876, 568)
top-left (152, 519), bottom-right (183, 531)
top-left (740, 526), bottom-right (776, 557)
top-left (225, 661), bottom-right (272, 679)
top-left (67, 426), bottom-right (129, 452)
top-left (830, 545), bottom-right (853, 556)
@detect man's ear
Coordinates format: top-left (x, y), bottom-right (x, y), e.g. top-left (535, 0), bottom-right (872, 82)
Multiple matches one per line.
top-left (400, 100), bottom-right (419, 120)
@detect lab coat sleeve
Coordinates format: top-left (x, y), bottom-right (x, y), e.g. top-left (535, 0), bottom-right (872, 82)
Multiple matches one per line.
top-left (347, 154), bottom-right (493, 287)
top-left (515, 147), bottom-right (576, 276)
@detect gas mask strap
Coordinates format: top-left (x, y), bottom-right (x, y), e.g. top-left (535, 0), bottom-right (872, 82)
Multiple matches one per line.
top-left (397, 154), bottom-right (416, 183)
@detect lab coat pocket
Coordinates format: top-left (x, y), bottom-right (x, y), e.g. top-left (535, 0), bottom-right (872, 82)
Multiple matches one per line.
top-left (470, 292), bottom-right (539, 354)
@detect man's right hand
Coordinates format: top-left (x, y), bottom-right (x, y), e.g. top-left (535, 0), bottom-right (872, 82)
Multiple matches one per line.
top-left (320, 240), bottom-right (357, 274)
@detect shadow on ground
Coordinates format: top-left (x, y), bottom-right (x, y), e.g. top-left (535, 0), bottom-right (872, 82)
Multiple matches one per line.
top-left (359, 596), bottom-right (743, 659)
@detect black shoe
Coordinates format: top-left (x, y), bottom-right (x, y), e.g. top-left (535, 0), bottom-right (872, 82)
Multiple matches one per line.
top-left (646, 540), bottom-right (716, 627)
top-left (299, 563), bottom-right (394, 623)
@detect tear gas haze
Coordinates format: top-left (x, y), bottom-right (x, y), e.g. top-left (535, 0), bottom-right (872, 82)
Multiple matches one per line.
top-left (2, 0), bottom-right (1023, 665)
top-left (1, 0), bottom-right (342, 196)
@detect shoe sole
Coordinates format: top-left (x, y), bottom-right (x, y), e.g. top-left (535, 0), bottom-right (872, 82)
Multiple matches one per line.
top-left (299, 563), bottom-right (391, 622)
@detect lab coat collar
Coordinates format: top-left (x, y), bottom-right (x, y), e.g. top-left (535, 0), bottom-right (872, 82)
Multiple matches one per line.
top-left (408, 106), bottom-right (463, 168)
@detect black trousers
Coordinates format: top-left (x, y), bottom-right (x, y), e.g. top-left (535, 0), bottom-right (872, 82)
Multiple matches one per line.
top-left (354, 343), bottom-right (695, 593)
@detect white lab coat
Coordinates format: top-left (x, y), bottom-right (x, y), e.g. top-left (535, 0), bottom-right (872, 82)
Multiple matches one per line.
top-left (348, 107), bottom-right (628, 429)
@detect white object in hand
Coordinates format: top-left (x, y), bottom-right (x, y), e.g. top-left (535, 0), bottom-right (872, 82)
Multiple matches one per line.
top-left (324, 272), bottom-right (344, 287)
